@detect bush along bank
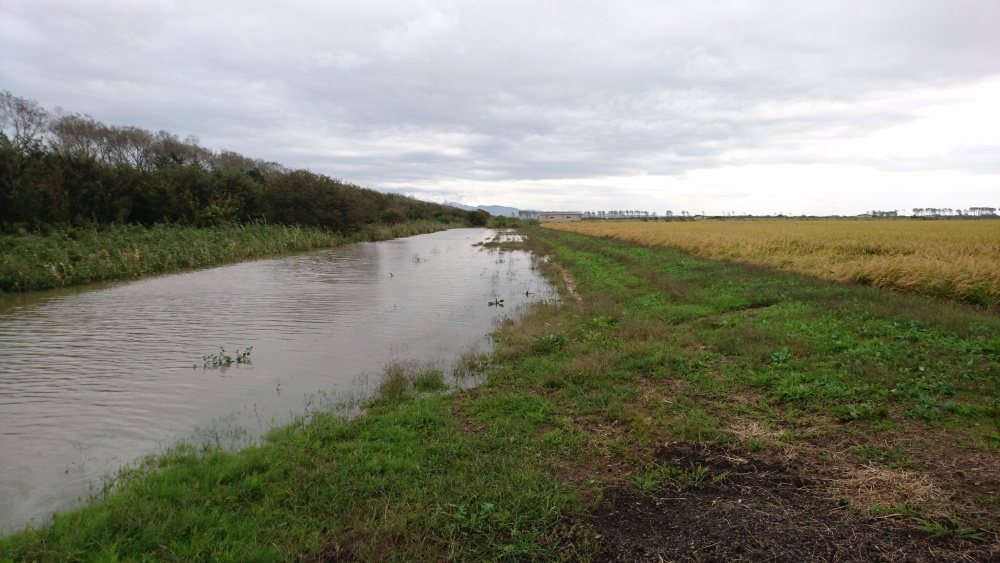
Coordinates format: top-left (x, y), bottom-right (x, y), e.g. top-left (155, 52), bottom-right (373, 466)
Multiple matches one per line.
top-left (1, 94), bottom-right (485, 233)
top-left (0, 220), bottom-right (460, 294)
top-left (2, 226), bottom-right (998, 561)
top-left (1, 92), bottom-right (494, 296)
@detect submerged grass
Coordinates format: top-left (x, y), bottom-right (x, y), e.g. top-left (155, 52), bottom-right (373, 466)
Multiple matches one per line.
top-left (3, 226), bottom-right (998, 560)
top-left (0, 220), bottom-right (459, 295)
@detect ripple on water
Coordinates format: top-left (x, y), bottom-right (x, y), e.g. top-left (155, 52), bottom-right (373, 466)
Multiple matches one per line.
top-left (0, 228), bottom-right (556, 533)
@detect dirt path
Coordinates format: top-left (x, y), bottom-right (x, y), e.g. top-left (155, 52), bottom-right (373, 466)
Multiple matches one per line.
top-left (588, 443), bottom-right (997, 562)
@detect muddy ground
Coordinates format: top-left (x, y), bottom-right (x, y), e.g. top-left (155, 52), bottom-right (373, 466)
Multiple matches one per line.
top-left (586, 443), bottom-right (998, 562)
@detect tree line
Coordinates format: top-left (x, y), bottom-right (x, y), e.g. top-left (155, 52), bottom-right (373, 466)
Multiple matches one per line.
top-left (869, 209), bottom-right (998, 218)
top-left (911, 207), bottom-right (997, 217)
top-left (519, 210), bottom-right (661, 220)
top-left (0, 91), bottom-right (485, 232)
top-left (582, 210), bottom-right (656, 220)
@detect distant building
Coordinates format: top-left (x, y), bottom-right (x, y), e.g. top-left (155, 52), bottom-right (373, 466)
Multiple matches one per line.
top-left (540, 211), bottom-right (582, 222)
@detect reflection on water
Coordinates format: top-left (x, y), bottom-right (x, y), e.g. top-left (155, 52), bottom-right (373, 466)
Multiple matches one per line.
top-left (0, 228), bottom-right (554, 534)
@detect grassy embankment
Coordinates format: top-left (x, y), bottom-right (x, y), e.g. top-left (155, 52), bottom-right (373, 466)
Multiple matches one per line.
top-left (0, 220), bottom-right (460, 295)
top-left (545, 219), bottom-right (1000, 309)
top-left (2, 226), bottom-right (998, 560)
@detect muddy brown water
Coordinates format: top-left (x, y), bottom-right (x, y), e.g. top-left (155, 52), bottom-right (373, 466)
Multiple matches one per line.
top-left (0, 228), bottom-right (554, 534)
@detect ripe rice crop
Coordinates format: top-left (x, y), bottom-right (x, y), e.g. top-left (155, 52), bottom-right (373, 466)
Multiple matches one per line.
top-left (543, 219), bottom-right (1000, 308)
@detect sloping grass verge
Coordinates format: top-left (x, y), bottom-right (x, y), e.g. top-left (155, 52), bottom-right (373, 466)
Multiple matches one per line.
top-left (475, 228), bottom-right (999, 548)
top-left (0, 360), bottom-right (584, 561)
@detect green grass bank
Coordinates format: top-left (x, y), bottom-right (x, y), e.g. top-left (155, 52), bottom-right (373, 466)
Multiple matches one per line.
top-left (1, 227), bottom-right (998, 560)
top-left (0, 220), bottom-right (460, 295)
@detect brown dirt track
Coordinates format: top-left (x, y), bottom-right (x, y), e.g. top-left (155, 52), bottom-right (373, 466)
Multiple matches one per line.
top-left (587, 443), bottom-right (998, 562)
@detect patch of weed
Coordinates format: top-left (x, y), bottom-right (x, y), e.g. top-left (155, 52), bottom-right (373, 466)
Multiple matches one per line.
top-left (855, 445), bottom-right (915, 469)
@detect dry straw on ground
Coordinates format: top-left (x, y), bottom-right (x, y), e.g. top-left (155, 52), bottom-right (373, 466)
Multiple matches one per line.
top-left (832, 464), bottom-right (947, 513)
top-left (544, 219), bottom-right (1000, 308)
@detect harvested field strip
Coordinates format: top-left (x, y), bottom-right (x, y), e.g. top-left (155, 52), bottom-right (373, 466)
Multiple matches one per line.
top-left (543, 219), bottom-right (1000, 308)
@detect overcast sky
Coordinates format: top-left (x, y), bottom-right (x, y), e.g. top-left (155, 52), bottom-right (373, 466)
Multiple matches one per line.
top-left (2, 1), bottom-right (998, 215)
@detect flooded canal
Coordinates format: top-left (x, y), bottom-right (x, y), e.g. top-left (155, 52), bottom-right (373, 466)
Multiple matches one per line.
top-left (0, 228), bottom-right (555, 534)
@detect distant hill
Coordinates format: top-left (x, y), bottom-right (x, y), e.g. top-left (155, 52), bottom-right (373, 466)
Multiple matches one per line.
top-left (443, 201), bottom-right (520, 217)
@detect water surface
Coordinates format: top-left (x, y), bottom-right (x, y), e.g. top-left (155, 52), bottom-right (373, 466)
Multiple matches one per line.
top-left (0, 228), bottom-right (553, 533)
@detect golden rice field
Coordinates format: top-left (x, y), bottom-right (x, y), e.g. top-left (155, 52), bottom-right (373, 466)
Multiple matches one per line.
top-left (543, 219), bottom-right (1000, 309)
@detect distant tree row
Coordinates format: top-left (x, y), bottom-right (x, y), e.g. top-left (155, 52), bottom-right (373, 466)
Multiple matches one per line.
top-left (582, 210), bottom-right (657, 219)
top-left (582, 210), bottom-right (710, 220)
top-left (912, 207), bottom-right (997, 217)
top-left (0, 91), bottom-right (482, 232)
top-left (867, 209), bottom-right (998, 218)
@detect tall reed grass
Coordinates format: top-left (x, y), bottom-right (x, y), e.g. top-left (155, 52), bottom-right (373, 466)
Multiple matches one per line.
top-left (0, 220), bottom-right (458, 294)
top-left (544, 219), bottom-right (1000, 308)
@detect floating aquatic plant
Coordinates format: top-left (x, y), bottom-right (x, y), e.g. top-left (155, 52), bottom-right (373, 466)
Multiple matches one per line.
top-left (202, 346), bottom-right (253, 369)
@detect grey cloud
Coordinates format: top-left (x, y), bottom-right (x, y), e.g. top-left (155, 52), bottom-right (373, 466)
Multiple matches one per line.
top-left (2, 0), bottom-right (997, 214)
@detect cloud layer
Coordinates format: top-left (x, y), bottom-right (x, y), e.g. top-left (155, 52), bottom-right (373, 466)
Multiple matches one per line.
top-left (2, 0), bottom-right (998, 215)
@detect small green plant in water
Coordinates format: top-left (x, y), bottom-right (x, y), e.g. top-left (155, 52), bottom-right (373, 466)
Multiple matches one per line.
top-left (202, 347), bottom-right (253, 369)
top-left (488, 298), bottom-right (505, 307)
top-left (413, 369), bottom-right (448, 392)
